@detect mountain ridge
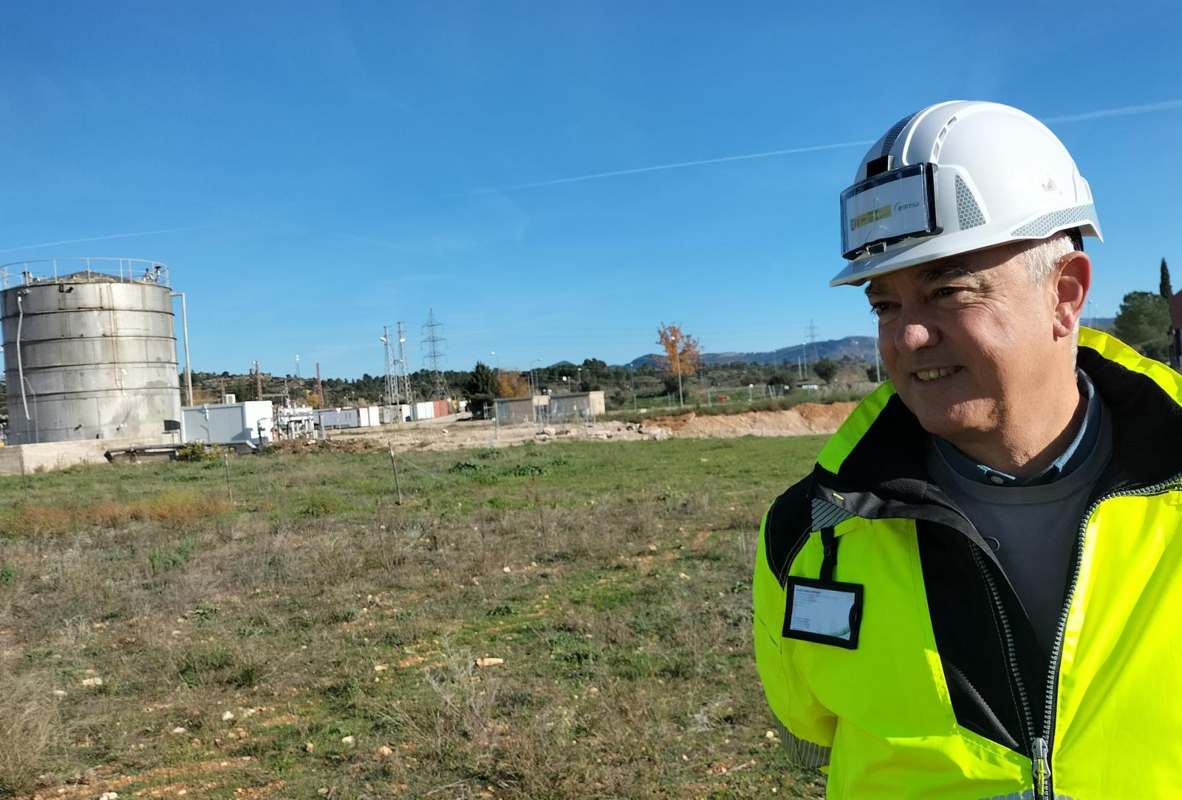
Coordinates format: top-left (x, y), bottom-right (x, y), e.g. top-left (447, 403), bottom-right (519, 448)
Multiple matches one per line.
top-left (626, 317), bottom-right (1116, 368)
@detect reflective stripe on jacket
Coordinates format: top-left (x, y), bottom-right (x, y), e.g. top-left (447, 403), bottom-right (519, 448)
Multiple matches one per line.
top-left (753, 328), bottom-right (1182, 799)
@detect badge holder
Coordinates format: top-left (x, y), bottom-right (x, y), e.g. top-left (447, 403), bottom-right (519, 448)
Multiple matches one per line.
top-left (782, 528), bottom-right (864, 650)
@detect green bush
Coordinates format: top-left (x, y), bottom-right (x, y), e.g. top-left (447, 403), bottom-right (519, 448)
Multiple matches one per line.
top-left (176, 442), bottom-right (220, 463)
top-left (297, 490), bottom-right (347, 517)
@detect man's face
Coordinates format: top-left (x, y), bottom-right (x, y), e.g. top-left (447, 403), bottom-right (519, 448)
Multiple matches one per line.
top-left (866, 243), bottom-right (1062, 444)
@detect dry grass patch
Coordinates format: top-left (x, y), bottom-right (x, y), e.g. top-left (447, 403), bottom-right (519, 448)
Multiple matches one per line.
top-left (0, 437), bottom-right (828, 798)
top-left (0, 674), bottom-right (62, 797)
top-left (1, 490), bottom-right (231, 536)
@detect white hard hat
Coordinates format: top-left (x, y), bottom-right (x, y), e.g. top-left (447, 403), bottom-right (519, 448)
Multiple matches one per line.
top-left (831, 100), bottom-right (1102, 287)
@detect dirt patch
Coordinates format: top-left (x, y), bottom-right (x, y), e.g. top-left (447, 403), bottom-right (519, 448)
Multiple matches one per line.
top-left (648, 402), bottom-right (856, 439)
top-left (274, 402), bottom-right (855, 456)
top-left (276, 419), bottom-right (672, 455)
top-left (26, 757), bottom-right (257, 800)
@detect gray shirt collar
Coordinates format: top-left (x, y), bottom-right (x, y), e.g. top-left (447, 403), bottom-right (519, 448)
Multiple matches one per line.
top-left (933, 369), bottom-right (1101, 487)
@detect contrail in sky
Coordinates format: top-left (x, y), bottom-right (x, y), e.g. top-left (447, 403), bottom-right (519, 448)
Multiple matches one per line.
top-left (490, 139), bottom-right (875, 192)
top-left (0, 225), bottom-right (201, 256)
top-left (1044, 98), bottom-right (1182, 124)
top-left (478, 97), bottom-right (1182, 193)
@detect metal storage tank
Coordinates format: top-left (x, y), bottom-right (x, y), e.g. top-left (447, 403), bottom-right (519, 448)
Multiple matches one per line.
top-left (1, 258), bottom-right (182, 444)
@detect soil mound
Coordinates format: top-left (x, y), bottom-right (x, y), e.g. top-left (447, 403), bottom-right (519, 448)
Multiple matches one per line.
top-left (649, 402), bottom-right (856, 439)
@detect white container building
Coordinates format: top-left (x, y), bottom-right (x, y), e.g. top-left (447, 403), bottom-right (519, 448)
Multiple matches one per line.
top-left (182, 400), bottom-right (274, 446)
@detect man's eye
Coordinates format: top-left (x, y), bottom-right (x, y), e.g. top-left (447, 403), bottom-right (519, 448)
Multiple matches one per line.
top-left (933, 286), bottom-right (964, 300)
top-left (870, 302), bottom-right (895, 317)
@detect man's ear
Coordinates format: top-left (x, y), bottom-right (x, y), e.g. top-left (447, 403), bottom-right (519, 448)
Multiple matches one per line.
top-left (1052, 251), bottom-right (1091, 339)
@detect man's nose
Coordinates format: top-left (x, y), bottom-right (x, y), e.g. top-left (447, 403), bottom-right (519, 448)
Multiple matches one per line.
top-left (893, 309), bottom-right (939, 353)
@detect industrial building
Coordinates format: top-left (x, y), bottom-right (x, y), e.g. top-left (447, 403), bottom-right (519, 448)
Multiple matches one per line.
top-left (1, 259), bottom-right (185, 446)
top-left (315, 405), bottom-right (382, 430)
top-left (413, 399), bottom-right (453, 421)
top-left (493, 394), bottom-right (549, 425)
top-left (547, 390), bottom-right (606, 421)
top-left (182, 401), bottom-right (274, 447)
top-left (493, 392), bottom-right (604, 425)
top-left (381, 404), bottom-right (413, 424)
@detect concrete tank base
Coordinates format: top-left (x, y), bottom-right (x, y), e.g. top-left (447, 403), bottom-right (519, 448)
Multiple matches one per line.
top-left (0, 434), bottom-right (175, 477)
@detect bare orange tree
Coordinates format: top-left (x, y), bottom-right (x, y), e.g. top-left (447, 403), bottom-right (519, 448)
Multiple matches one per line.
top-left (657, 322), bottom-right (701, 407)
top-left (495, 370), bottom-right (531, 398)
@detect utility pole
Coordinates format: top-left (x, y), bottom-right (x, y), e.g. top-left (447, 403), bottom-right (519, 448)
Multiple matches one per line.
top-left (316, 361), bottom-right (325, 408)
top-left (295, 354), bottom-right (301, 379)
top-left (806, 319), bottom-right (818, 368)
top-left (421, 308), bottom-right (448, 399)
top-left (254, 360), bottom-right (263, 400)
top-left (673, 347), bottom-right (683, 407)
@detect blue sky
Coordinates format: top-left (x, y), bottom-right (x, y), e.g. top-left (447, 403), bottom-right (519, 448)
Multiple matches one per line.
top-left (2, 1), bottom-right (1180, 377)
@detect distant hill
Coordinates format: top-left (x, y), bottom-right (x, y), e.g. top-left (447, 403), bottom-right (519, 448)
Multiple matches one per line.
top-left (629, 336), bottom-right (878, 368)
top-left (627, 319), bottom-right (1117, 368)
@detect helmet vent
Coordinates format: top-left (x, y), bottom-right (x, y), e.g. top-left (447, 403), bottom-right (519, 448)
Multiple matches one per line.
top-left (1011, 204), bottom-right (1096, 239)
top-left (879, 112), bottom-right (917, 157)
top-left (954, 175), bottom-right (986, 230)
top-left (931, 116), bottom-right (957, 160)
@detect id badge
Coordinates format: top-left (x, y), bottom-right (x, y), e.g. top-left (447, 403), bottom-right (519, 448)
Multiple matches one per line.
top-left (782, 576), bottom-right (864, 650)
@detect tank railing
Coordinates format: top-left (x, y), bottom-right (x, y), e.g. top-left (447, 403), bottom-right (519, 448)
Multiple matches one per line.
top-left (0, 257), bottom-right (171, 288)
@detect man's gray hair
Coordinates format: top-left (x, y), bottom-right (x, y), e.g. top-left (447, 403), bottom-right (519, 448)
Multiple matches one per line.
top-left (1021, 232), bottom-right (1084, 353)
top-left (1023, 233), bottom-right (1075, 284)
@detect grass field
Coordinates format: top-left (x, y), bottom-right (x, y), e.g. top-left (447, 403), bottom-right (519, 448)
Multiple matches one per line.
top-left (0, 436), bottom-right (827, 799)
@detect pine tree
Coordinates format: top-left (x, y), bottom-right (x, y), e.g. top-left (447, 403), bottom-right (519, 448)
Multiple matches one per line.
top-left (1160, 258), bottom-right (1173, 300)
top-left (1113, 291), bottom-right (1172, 362)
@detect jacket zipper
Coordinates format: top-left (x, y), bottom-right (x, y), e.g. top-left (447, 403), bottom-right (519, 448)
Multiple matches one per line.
top-left (969, 545), bottom-right (1035, 755)
top-left (1032, 476), bottom-right (1182, 799)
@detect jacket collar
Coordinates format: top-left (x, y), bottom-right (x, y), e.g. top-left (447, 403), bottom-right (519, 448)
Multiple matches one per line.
top-left (811, 328), bottom-right (1182, 510)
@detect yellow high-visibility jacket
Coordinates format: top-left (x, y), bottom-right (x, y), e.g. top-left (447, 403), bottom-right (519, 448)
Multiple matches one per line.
top-left (753, 329), bottom-right (1182, 799)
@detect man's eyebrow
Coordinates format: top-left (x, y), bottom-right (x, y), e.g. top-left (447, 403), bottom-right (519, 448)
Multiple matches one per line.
top-left (865, 265), bottom-right (984, 297)
top-left (919, 265), bottom-right (979, 283)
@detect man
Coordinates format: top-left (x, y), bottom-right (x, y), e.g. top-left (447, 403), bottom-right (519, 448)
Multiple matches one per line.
top-left (753, 100), bottom-right (1182, 799)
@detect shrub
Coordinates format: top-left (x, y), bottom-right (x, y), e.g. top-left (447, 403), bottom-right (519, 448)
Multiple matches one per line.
top-left (176, 442), bottom-right (220, 463)
top-left (297, 490), bottom-right (347, 518)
